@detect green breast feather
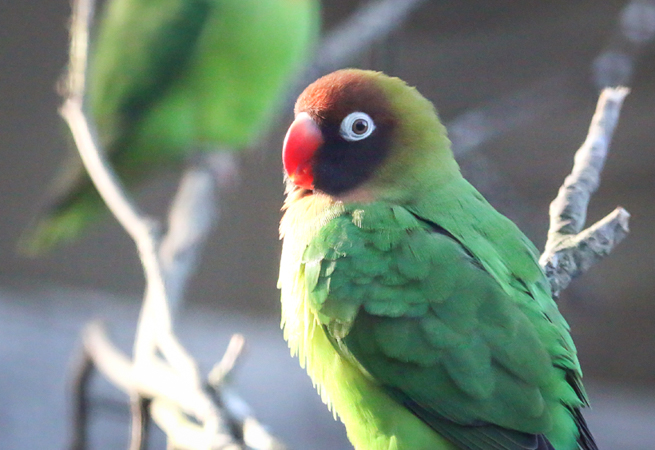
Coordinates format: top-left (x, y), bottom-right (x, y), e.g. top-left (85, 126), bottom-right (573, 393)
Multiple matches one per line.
top-left (280, 198), bottom-right (587, 450)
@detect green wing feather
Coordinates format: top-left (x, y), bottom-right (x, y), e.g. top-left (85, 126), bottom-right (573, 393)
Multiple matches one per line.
top-left (88, 0), bottom-right (213, 151)
top-left (302, 201), bottom-right (586, 450)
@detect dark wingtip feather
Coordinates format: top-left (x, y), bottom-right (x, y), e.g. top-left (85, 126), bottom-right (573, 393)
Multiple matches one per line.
top-left (571, 408), bottom-right (598, 450)
top-left (394, 391), bottom-right (553, 450)
top-left (536, 434), bottom-right (555, 450)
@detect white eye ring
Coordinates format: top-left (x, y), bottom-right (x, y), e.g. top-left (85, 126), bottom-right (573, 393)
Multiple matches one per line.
top-left (339, 112), bottom-right (376, 142)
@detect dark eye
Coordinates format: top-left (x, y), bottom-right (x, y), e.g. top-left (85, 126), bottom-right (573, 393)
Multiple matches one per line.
top-left (340, 112), bottom-right (375, 142)
top-left (352, 119), bottom-right (368, 134)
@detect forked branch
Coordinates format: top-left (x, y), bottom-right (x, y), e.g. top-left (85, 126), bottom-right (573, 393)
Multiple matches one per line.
top-left (540, 87), bottom-right (630, 298)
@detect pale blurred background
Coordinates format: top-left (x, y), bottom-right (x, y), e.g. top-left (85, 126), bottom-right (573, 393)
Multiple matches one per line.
top-left (1, 1), bottom-right (654, 448)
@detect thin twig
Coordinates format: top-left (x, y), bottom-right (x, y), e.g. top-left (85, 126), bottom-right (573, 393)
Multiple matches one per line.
top-left (129, 396), bottom-right (151, 450)
top-left (62, 0), bottom-right (235, 446)
top-left (159, 161), bottom-right (218, 315)
top-left (69, 345), bottom-right (94, 450)
top-left (540, 87), bottom-right (631, 298)
top-left (150, 399), bottom-right (240, 450)
top-left (207, 334), bottom-right (246, 389)
top-left (81, 321), bottom-right (235, 448)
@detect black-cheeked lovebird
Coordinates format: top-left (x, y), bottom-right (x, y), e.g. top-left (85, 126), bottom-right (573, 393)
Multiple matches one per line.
top-left (20, 0), bottom-right (320, 254)
top-left (278, 69), bottom-right (597, 450)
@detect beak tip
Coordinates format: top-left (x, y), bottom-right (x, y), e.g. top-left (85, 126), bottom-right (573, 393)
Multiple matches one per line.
top-left (283, 113), bottom-right (323, 190)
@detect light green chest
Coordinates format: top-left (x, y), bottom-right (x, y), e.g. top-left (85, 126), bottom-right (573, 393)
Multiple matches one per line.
top-left (278, 197), bottom-right (456, 450)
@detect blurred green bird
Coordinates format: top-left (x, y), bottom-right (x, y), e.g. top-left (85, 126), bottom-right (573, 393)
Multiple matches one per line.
top-left (20, 0), bottom-right (320, 254)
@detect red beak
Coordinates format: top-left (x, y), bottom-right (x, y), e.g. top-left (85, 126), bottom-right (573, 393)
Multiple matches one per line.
top-left (282, 112), bottom-right (323, 190)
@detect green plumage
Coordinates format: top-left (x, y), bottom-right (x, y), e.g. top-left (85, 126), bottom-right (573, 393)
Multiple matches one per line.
top-left (279, 70), bottom-right (594, 450)
top-left (20, 0), bottom-right (319, 254)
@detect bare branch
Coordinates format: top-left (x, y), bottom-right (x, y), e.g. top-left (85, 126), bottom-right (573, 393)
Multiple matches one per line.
top-left (68, 344), bottom-right (94, 450)
top-left (541, 208), bottom-right (630, 298)
top-left (205, 335), bottom-right (288, 450)
top-left (207, 334), bottom-right (246, 388)
top-left (82, 322), bottom-right (235, 444)
top-left (540, 87), bottom-right (631, 297)
top-left (60, 0), bottom-right (94, 100)
top-left (544, 87), bottom-right (630, 239)
top-left (150, 399), bottom-right (240, 450)
top-left (62, 0), bottom-right (259, 447)
top-left (159, 157), bottom-right (222, 315)
top-left (129, 396), bottom-right (151, 450)
top-left (61, 0), bottom-right (174, 395)
top-left (241, 416), bottom-right (287, 450)
top-left (61, 0), bottom-right (154, 246)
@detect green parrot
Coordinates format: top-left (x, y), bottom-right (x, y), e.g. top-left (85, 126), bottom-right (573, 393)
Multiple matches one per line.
top-left (20, 0), bottom-right (320, 254)
top-left (278, 69), bottom-right (597, 450)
